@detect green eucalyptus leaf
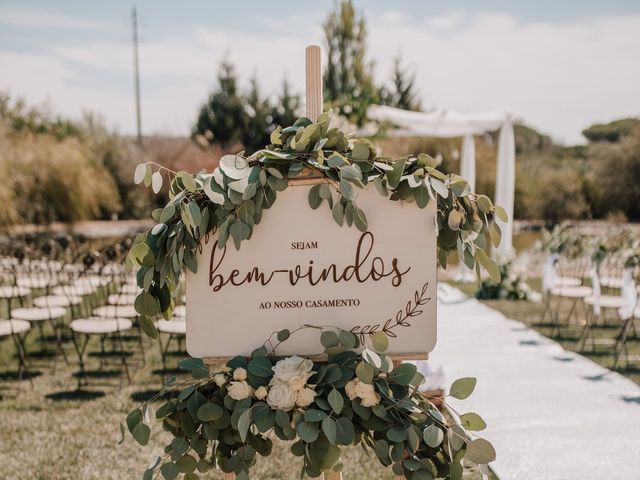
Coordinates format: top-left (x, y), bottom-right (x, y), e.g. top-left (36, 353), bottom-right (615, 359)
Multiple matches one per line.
top-left (465, 438), bottom-right (496, 464)
top-left (328, 388), bottom-right (344, 414)
top-left (460, 412), bottom-right (487, 431)
top-left (423, 424), bottom-right (444, 448)
top-left (449, 377), bottom-right (477, 400)
top-left (389, 363), bottom-right (417, 386)
top-left (371, 331), bottom-right (389, 353)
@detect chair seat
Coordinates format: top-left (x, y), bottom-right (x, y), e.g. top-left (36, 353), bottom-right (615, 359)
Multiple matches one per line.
top-left (555, 277), bottom-right (582, 288)
top-left (34, 295), bottom-right (82, 308)
top-left (53, 284), bottom-right (96, 297)
top-left (156, 319), bottom-right (186, 335)
top-left (16, 277), bottom-right (52, 289)
top-left (585, 295), bottom-right (626, 309)
top-left (551, 286), bottom-right (592, 298)
top-left (0, 286), bottom-right (30, 298)
top-left (108, 294), bottom-right (138, 305)
top-left (0, 319), bottom-right (31, 336)
top-left (70, 317), bottom-right (133, 334)
top-left (599, 276), bottom-right (624, 289)
top-left (119, 284), bottom-right (141, 294)
top-left (74, 276), bottom-right (109, 288)
top-left (174, 305), bottom-right (186, 318)
top-left (93, 305), bottom-right (138, 318)
top-left (11, 306), bottom-right (67, 321)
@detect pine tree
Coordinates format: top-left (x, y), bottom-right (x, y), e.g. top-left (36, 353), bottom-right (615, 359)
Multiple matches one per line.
top-left (192, 59), bottom-right (245, 148)
top-left (323, 0), bottom-right (377, 125)
top-left (380, 55), bottom-right (422, 112)
top-left (271, 78), bottom-right (300, 129)
top-left (241, 77), bottom-right (273, 153)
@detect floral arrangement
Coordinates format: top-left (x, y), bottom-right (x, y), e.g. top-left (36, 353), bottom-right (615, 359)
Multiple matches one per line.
top-left (122, 111), bottom-right (500, 479)
top-left (122, 327), bottom-right (496, 479)
top-left (126, 111), bottom-right (504, 338)
top-left (475, 252), bottom-right (532, 301)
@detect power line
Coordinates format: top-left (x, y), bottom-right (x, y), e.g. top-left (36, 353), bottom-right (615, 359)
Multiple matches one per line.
top-left (132, 6), bottom-right (142, 144)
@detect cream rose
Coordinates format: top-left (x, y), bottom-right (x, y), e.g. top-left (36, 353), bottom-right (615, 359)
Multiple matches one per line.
top-left (227, 380), bottom-right (253, 401)
top-left (213, 373), bottom-right (227, 387)
top-left (295, 387), bottom-right (316, 408)
top-left (355, 381), bottom-right (380, 407)
top-left (254, 386), bottom-right (268, 400)
top-left (266, 381), bottom-right (297, 411)
top-left (233, 367), bottom-right (247, 381)
top-left (271, 356), bottom-right (314, 389)
top-left (345, 379), bottom-right (359, 400)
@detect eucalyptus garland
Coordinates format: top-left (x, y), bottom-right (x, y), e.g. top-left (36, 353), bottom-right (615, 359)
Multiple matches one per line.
top-left (122, 327), bottom-right (496, 479)
top-left (128, 111), bottom-right (504, 336)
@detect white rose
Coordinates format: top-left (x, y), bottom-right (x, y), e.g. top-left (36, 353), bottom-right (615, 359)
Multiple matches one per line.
top-left (266, 381), bottom-right (297, 411)
top-left (233, 367), bottom-right (247, 381)
top-left (254, 386), bottom-right (268, 400)
top-left (272, 356), bottom-right (314, 390)
top-left (354, 381), bottom-right (380, 407)
top-left (227, 381), bottom-right (253, 401)
top-left (345, 379), bottom-right (359, 400)
top-left (295, 387), bottom-right (316, 408)
top-left (360, 390), bottom-right (381, 407)
top-left (213, 373), bottom-right (227, 387)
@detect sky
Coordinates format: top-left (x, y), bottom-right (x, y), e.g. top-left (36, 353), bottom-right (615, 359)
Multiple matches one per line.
top-left (0, 0), bottom-right (639, 145)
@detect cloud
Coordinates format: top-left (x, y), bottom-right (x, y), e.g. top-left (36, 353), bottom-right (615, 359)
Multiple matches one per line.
top-left (0, 5), bottom-right (114, 30)
top-left (0, 9), bottom-right (638, 144)
top-left (368, 12), bottom-right (640, 144)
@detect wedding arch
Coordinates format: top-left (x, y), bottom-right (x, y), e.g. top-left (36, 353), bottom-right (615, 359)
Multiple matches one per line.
top-left (367, 105), bottom-right (515, 256)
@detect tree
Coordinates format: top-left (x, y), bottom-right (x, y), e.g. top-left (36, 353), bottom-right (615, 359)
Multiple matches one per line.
top-left (379, 55), bottom-right (422, 112)
top-left (192, 59), bottom-right (245, 148)
top-left (323, 0), bottom-right (377, 125)
top-left (241, 77), bottom-right (273, 153)
top-left (271, 78), bottom-right (300, 130)
top-left (582, 118), bottom-right (640, 143)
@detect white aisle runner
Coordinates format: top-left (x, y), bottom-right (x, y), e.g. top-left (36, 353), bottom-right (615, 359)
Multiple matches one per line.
top-left (429, 292), bottom-right (640, 480)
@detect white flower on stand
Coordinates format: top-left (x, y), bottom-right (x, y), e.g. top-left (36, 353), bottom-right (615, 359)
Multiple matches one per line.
top-left (266, 356), bottom-right (317, 411)
top-left (254, 386), bottom-right (268, 400)
top-left (345, 379), bottom-right (359, 400)
top-left (233, 367), bottom-right (248, 381)
top-left (266, 382), bottom-right (297, 411)
top-left (213, 373), bottom-right (227, 387)
top-left (345, 378), bottom-right (381, 407)
top-left (271, 356), bottom-right (314, 389)
top-left (227, 381), bottom-right (253, 401)
top-left (295, 387), bottom-right (316, 408)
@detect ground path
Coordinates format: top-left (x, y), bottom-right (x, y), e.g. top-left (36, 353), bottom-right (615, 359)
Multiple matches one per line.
top-left (429, 287), bottom-right (640, 480)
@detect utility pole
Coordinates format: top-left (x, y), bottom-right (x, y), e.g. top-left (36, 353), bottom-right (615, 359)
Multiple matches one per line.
top-left (132, 6), bottom-right (142, 145)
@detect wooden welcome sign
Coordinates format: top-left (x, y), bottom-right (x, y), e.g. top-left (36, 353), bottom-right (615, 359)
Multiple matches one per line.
top-left (125, 45), bottom-right (500, 480)
top-left (185, 184), bottom-right (437, 359)
top-left (185, 46), bottom-right (438, 362)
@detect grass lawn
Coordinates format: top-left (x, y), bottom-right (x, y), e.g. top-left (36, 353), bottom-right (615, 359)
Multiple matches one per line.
top-left (451, 280), bottom-right (640, 385)
top-left (0, 315), bottom-right (492, 479)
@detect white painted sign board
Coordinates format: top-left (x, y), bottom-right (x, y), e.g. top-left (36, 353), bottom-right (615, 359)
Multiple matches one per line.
top-left (186, 183), bottom-right (437, 358)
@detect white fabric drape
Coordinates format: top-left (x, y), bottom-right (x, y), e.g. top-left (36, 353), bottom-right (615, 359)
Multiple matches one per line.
top-left (590, 267), bottom-right (601, 316)
top-left (366, 105), bottom-right (508, 137)
top-left (460, 134), bottom-right (476, 193)
top-left (366, 105), bottom-right (516, 255)
top-left (542, 254), bottom-right (559, 293)
top-left (619, 268), bottom-right (638, 320)
top-left (494, 120), bottom-right (515, 256)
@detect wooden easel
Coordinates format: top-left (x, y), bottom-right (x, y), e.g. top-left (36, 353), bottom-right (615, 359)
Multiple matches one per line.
top-left (208, 45), bottom-right (414, 480)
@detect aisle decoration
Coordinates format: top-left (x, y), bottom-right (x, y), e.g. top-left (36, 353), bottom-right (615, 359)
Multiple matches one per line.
top-left (122, 327), bottom-right (496, 479)
top-left (475, 253), bottom-right (532, 301)
top-left (127, 111), bottom-right (505, 337)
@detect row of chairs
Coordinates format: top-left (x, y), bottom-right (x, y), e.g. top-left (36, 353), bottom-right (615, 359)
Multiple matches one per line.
top-left (542, 254), bottom-right (640, 367)
top-left (0, 236), bottom-right (187, 392)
